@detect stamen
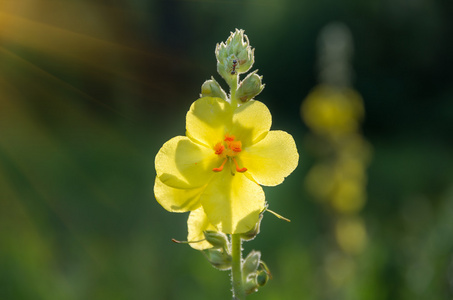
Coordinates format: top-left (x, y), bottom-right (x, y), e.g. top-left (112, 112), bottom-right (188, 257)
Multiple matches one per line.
top-left (229, 140), bottom-right (242, 152)
top-left (214, 143), bottom-right (224, 155)
top-left (224, 134), bottom-right (235, 142)
top-left (233, 158), bottom-right (247, 172)
top-left (213, 158), bottom-right (227, 172)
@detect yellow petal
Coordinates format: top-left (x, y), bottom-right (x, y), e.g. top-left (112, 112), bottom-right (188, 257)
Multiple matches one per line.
top-left (155, 136), bottom-right (217, 188)
top-left (187, 207), bottom-right (218, 250)
top-left (201, 171), bottom-right (265, 234)
top-left (186, 97), bottom-right (233, 147)
top-left (231, 100), bottom-right (271, 146)
top-left (154, 176), bottom-right (203, 212)
top-left (241, 130), bottom-right (299, 186)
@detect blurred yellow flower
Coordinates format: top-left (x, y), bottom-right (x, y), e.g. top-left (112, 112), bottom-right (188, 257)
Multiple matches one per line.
top-left (301, 85), bottom-right (364, 137)
top-left (154, 97), bottom-right (298, 235)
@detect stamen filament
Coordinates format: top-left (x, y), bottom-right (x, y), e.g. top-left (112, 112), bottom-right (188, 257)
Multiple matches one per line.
top-left (233, 158), bottom-right (247, 172)
top-left (213, 158), bottom-right (228, 172)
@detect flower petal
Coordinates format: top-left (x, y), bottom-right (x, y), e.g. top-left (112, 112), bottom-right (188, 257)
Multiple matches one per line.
top-left (201, 172), bottom-right (265, 234)
top-left (154, 176), bottom-right (203, 212)
top-left (155, 136), bottom-right (217, 188)
top-left (241, 130), bottom-right (299, 186)
top-left (231, 100), bottom-right (271, 146)
top-left (186, 97), bottom-right (233, 147)
top-left (187, 207), bottom-right (218, 250)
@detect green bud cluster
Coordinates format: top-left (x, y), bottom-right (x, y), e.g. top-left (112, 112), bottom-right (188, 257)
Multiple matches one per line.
top-left (215, 29), bottom-right (254, 80)
top-left (199, 222), bottom-right (272, 293)
top-left (242, 251), bottom-right (271, 295)
top-left (200, 28), bottom-right (264, 108)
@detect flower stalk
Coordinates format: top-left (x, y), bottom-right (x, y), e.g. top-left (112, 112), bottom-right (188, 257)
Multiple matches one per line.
top-left (231, 234), bottom-right (246, 299)
top-left (229, 74), bottom-right (239, 109)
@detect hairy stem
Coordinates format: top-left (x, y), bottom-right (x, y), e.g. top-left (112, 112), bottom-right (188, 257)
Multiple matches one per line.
top-left (229, 74), bottom-right (239, 109)
top-left (231, 234), bottom-right (245, 299)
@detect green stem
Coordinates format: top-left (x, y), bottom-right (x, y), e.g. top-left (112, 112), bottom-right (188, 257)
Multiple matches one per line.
top-left (229, 75), bottom-right (239, 109)
top-left (231, 234), bottom-right (245, 299)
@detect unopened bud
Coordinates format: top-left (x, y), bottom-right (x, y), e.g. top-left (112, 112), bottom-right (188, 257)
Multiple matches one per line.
top-left (215, 29), bottom-right (255, 81)
top-left (256, 270), bottom-right (269, 287)
top-left (240, 214), bottom-right (262, 241)
top-left (203, 230), bottom-right (229, 249)
top-left (243, 275), bottom-right (259, 295)
top-left (203, 248), bottom-right (232, 270)
top-left (200, 77), bottom-right (228, 101)
top-left (236, 71), bottom-right (264, 103)
top-left (242, 250), bottom-right (261, 275)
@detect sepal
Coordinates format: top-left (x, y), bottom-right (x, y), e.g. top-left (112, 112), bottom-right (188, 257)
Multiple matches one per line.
top-left (236, 71), bottom-right (264, 103)
top-left (200, 77), bottom-right (228, 102)
top-left (240, 214), bottom-right (262, 241)
top-left (202, 248), bottom-right (232, 270)
top-left (256, 269), bottom-right (270, 287)
top-left (242, 250), bottom-right (261, 275)
top-left (203, 230), bottom-right (229, 249)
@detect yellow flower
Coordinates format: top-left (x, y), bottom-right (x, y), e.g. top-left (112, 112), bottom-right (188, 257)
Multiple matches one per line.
top-left (301, 85), bottom-right (364, 137)
top-left (154, 97), bottom-right (299, 236)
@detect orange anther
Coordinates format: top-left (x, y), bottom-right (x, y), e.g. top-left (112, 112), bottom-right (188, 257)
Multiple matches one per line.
top-left (224, 134), bottom-right (235, 142)
top-left (233, 158), bottom-right (247, 173)
top-left (213, 158), bottom-right (227, 172)
top-left (229, 140), bottom-right (242, 152)
top-left (214, 143), bottom-right (225, 155)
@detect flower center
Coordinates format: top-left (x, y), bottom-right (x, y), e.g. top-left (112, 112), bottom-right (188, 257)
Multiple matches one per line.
top-left (213, 134), bottom-right (247, 174)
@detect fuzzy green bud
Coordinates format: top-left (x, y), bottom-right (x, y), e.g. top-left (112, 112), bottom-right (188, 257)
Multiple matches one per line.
top-left (240, 214), bottom-right (262, 241)
top-left (256, 270), bottom-right (269, 287)
top-left (203, 248), bottom-right (232, 270)
top-left (243, 275), bottom-right (259, 295)
top-left (203, 230), bottom-right (229, 249)
top-left (215, 29), bottom-right (255, 82)
top-left (236, 71), bottom-right (264, 103)
top-left (200, 77), bottom-right (228, 101)
top-left (242, 250), bottom-right (261, 275)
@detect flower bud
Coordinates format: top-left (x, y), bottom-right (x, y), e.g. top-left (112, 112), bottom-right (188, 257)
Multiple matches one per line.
top-left (256, 270), bottom-right (269, 287)
top-left (202, 248), bottom-right (232, 270)
top-left (240, 214), bottom-right (262, 241)
top-left (200, 77), bottom-right (228, 101)
top-left (203, 230), bottom-right (229, 249)
top-left (242, 250), bottom-right (261, 275)
top-left (215, 29), bottom-right (255, 81)
top-left (243, 275), bottom-right (259, 295)
top-left (236, 71), bottom-right (264, 103)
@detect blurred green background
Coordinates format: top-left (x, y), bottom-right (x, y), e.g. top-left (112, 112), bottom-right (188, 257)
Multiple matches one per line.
top-left (1, 0), bottom-right (453, 299)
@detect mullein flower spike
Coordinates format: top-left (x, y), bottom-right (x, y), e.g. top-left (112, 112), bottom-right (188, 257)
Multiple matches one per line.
top-left (154, 29), bottom-right (299, 299)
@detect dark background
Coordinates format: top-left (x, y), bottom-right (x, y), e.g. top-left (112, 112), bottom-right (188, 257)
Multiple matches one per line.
top-left (1, 0), bottom-right (452, 299)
